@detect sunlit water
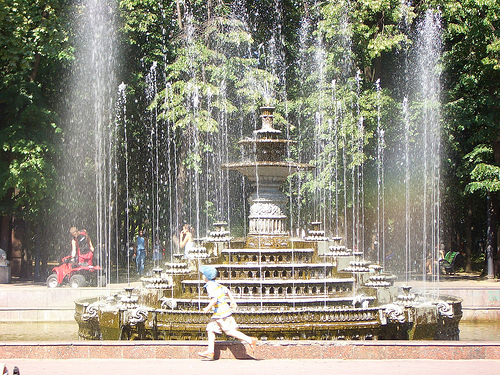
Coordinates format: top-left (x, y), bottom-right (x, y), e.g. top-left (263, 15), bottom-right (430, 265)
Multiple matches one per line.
top-left (0, 322), bottom-right (79, 341)
top-left (0, 321), bottom-right (498, 341)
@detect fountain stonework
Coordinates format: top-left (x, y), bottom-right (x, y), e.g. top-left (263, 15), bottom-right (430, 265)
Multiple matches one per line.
top-left (75, 107), bottom-right (462, 341)
top-left (222, 106), bottom-right (312, 237)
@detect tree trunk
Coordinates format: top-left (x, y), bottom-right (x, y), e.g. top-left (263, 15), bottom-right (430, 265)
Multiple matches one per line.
top-left (176, 0), bottom-right (183, 29)
top-left (34, 222), bottom-right (41, 281)
top-left (465, 198), bottom-right (472, 272)
top-left (494, 137), bottom-right (500, 266)
top-left (0, 215), bottom-right (12, 255)
top-left (486, 193), bottom-right (497, 279)
top-left (29, 52), bottom-right (41, 82)
top-left (488, 137), bottom-right (500, 278)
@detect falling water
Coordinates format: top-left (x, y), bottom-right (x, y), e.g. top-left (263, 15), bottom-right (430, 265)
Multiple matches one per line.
top-left (332, 81), bottom-right (340, 237)
top-left (145, 62), bottom-right (161, 267)
top-left (375, 79), bottom-right (385, 266)
top-left (339, 0), bottom-right (353, 252)
top-left (295, 0), bottom-right (357, 245)
top-left (353, 71), bottom-right (363, 253)
top-left (62, 0), bottom-right (119, 283)
top-left (292, 15), bottom-right (313, 235)
top-left (116, 83), bottom-right (128, 283)
top-left (403, 96), bottom-right (411, 282)
top-left (313, 15), bottom-right (327, 227)
top-left (416, 10), bottom-right (442, 290)
top-left (161, 82), bottom-right (178, 261)
top-left (270, 0), bottom-right (287, 104)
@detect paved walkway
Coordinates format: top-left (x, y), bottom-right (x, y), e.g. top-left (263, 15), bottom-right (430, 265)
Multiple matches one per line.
top-left (2, 358), bottom-right (500, 375)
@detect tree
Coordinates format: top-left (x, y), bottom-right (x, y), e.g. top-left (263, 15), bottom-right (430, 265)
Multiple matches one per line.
top-left (0, 0), bottom-right (71, 277)
top-left (442, 0), bottom-right (500, 276)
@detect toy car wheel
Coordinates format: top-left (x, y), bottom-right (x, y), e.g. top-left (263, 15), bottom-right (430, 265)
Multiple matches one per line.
top-left (46, 274), bottom-right (60, 288)
top-left (70, 274), bottom-right (87, 288)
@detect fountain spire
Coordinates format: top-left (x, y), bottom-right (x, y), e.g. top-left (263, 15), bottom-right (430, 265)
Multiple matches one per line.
top-left (223, 106), bottom-right (313, 237)
top-left (255, 106), bottom-right (281, 137)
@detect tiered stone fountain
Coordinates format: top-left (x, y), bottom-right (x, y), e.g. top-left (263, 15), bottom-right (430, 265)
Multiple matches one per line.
top-left (75, 106), bottom-right (462, 341)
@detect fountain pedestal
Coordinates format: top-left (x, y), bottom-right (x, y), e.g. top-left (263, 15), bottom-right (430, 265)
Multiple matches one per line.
top-left (223, 106), bottom-right (313, 236)
top-left (248, 183), bottom-right (287, 235)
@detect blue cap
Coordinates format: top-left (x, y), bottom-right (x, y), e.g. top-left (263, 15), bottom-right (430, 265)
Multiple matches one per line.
top-left (200, 265), bottom-right (217, 280)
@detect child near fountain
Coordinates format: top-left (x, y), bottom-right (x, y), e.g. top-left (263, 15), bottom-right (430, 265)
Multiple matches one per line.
top-left (179, 224), bottom-right (194, 259)
top-left (198, 265), bottom-right (257, 360)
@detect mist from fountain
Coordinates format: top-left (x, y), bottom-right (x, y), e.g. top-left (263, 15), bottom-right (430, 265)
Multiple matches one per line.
top-left (401, 9), bottom-right (443, 285)
top-left (370, 7), bottom-right (444, 291)
top-left (403, 95), bottom-right (411, 283)
top-left (62, 0), bottom-right (119, 285)
top-left (415, 10), bottom-right (443, 294)
top-left (399, 0), bottom-right (413, 285)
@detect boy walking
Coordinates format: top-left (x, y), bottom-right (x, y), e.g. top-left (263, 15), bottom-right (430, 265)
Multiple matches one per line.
top-left (198, 265), bottom-right (257, 360)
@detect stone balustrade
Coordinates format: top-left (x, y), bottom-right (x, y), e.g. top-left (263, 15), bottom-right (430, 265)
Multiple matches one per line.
top-left (180, 278), bottom-right (354, 299)
top-left (213, 263), bottom-right (334, 280)
top-left (221, 248), bottom-right (315, 264)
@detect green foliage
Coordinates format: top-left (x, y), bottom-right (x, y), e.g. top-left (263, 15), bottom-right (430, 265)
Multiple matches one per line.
top-left (467, 163), bottom-right (500, 194)
top-left (118, 0), bottom-right (176, 66)
top-left (287, 0), bottom-right (405, 212)
top-left (156, 6), bottom-right (278, 170)
top-left (463, 145), bottom-right (500, 194)
top-left (0, 82), bottom-right (60, 218)
top-left (0, 0), bottom-right (70, 81)
top-left (0, 0), bottom-right (70, 219)
top-left (443, 0), bottom-right (500, 144)
top-left (442, 0), bottom-right (500, 200)
top-left (319, 0), bottom-right (413, 78)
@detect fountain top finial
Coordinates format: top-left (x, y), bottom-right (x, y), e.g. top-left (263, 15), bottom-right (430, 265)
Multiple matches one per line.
top-left (255, 106), bottom-right (281, 138)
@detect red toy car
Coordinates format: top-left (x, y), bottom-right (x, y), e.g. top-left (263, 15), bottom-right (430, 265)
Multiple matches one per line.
top-left (46, 256), bottom-right (106, 288)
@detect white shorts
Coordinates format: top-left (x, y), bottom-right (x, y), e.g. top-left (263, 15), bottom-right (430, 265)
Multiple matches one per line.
top-left (206, 316), bottom-right (239, 334)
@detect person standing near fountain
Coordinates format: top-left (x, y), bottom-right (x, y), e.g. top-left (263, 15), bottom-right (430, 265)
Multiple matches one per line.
top-left (134, 230), bottom-right (147, 276)
top-left (70, 227), bottom-right (95, 266)
top-left (426, 243), bottom-right (445, 274)
top-left (198, 265), bottom-right (257, 360)
top-left (179, 224), bottom-right (194, 259)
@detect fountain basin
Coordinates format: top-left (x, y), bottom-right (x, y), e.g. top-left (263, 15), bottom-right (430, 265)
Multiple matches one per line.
top-left (222, 161), bottom-right (312, 180)
top-left (75, 292), bottom-right (462, 341)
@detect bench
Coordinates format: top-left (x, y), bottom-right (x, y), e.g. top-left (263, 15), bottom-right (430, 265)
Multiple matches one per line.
top-left (439, 251), bottom-right (460, 275)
